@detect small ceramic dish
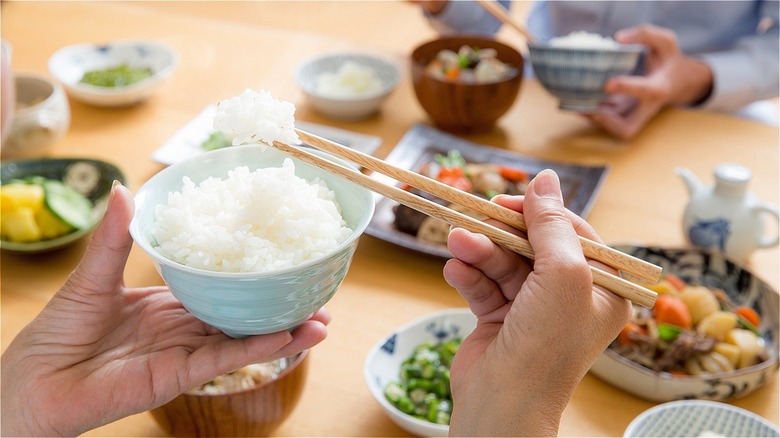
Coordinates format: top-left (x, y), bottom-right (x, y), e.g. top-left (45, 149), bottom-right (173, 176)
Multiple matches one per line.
top-left (295, 52), bottom-right (400, 121)
top-left (129, 145), bottom-right (374, 338)
top-left (590, 245), bottom-right (779, 402)
top-left (3, 73), bottom-right (70, 159)
top-left (364, 308), bottom-right (477, 437)
top-left (527, 42), bottom-right (643, 113)
top-left (623, 400), bottom-right (779, 437)
top-left (48, 40), bottom-right (178, 107)
top-left (0, 157), bottom-right (126, 253)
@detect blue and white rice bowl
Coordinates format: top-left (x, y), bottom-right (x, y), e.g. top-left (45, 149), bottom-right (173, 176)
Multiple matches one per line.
top-left (48, 40), bottom-right (178, 107)
top-left (364, 308), bottom-right (477, 437)
top-left (528, 42), bottom-right (643, 113)
top-left (623, 400), bottom-right (779, 437)
top-left (590, 246), bottom-right (779, 402)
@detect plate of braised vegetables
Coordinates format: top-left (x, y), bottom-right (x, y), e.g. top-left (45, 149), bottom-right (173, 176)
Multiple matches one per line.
top-left (590, 245), bottom-right (778, 402)
top-left (1, 158), bottom-right (126, 253)
top-left (365, 124), bottom-right (609, 258)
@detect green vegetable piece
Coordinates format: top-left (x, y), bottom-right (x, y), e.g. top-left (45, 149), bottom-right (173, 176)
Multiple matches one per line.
top-left (396, 396), bottom-right (415, 415)
top-left (201, 131), bottom-right (232, 151)
top-left (657, 323), bottom-right (683, 341)
top-left (43, 180), bottom-right (93, 230)
top-left (384, 382), bottom-right (406, 403)
top-left (79, 64), bottom-right (153, 88)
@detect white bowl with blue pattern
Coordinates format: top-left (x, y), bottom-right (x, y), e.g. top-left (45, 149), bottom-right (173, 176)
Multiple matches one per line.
top-left (129, 145), bottom-right (374, 338)
top-left (528, 42), bottom-right (643, 113)
top-left (363, 308), bottom-right (477, 437)
top-left (624, 400), bottom-right (779, 437)
top-left (591, 246), bottom-right (779, 402)
top-left (48, 40), bottom-right (177, 107)
top-left (295, 52), bottom-right (400, 121)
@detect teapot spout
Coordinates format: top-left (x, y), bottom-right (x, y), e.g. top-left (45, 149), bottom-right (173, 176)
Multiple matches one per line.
top-left (674, 166), bottom-right (702, 196)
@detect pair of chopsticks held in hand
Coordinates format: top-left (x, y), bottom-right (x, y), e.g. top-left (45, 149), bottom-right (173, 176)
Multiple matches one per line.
top-left (272, 131), bottom-right (660, 309)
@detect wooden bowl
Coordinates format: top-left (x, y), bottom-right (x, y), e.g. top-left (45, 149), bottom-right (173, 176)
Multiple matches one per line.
top-left (149, 350), bottom-right (310, 437)
top-left (411, 35), bottom-right (524, 133)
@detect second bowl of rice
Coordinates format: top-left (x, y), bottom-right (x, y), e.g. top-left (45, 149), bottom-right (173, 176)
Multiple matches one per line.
top-left (130, 144), bottom-right (374, 337)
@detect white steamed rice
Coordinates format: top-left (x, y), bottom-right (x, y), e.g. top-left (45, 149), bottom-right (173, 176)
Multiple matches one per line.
top-left (152, 160), bottom-right (352, 273)
top-left (213, 89), bottom-right (300, 148)
top-left (316, 61), bottom-right (383, 98)
top-left (548, 31), bottom-right (620, 49)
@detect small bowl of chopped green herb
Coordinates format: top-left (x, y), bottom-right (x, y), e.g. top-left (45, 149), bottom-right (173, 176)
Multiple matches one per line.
top-left (364, 308), bottom-right (476, 437)
top-left (48, 40), bottom-right (177, 107)
top-left (0, 157), bottom-right (126, 253)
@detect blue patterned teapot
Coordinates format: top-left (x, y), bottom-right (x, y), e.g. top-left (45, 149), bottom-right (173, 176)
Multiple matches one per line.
top-left (676, 163), bottom-right (779, 261)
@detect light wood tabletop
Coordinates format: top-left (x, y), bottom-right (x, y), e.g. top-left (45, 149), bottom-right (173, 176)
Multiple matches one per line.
top-left (2, 2), bottom-right (777, 436)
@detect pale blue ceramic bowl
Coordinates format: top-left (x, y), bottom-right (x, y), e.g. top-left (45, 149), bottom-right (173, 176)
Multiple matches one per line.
top-left (130, 145), bottom-right (374, 338)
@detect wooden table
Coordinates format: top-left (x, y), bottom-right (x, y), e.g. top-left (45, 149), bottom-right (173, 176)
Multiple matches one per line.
top-left (2, 2), bottom-right (777, 436)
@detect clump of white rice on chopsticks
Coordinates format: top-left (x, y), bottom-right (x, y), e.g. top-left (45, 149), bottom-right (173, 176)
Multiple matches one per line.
top-left (213, 88), bottom-right (300, 148)
top-left (152, 89), bottom-right (352, 273)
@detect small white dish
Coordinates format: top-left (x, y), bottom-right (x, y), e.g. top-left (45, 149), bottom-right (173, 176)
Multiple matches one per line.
top-left (624, 400), bottom-right (779, 437)
top-left (151, 105), bottom-right (382, 166)
top-left (364, 308), bottom-right (476, 437)
top-left (48, 40), bottom-right (177, 107)
top-left (295, 52), bottom-right (400, 121)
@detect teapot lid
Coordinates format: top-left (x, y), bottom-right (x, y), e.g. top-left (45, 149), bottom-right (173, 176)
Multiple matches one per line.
top-left (714, 162), bottom-right (751, 184)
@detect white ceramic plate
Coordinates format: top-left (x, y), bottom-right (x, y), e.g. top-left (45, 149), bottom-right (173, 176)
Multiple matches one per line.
top-left (624, 400), bottom-right (779, 437)
top-left (151, 105), bottom-right (382, 165)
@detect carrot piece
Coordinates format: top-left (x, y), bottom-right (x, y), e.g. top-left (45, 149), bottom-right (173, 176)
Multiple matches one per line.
top-left (617, 323), bottom-right (646, 346)
top-left (498, 166), bottom-right (528, 182)
top-left (735, 306), bottom-right (760, 327)
top-left (664, 273), bottom-right (687, 292)
top-left (653, 295), bottom-right (692, 329)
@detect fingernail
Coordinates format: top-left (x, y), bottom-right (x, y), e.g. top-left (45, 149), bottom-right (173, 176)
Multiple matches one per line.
top-left (532, 169), bottom-right (561, 197)
top-left (109, 179), bottom-right (123, 202)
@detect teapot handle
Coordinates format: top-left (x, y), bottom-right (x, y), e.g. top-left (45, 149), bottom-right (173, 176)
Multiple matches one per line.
top-left (754, 202), bottom-right (780, 249)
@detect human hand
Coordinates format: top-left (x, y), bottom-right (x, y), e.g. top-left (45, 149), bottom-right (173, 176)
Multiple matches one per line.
top-left (588, 24), bottom-right (713, 140)
top-left (407, 0), bottom-right (448, 15)
top-left (443, 170), bottom-right (631, 436)
top-left (0, 182), bottom-right (330, 437)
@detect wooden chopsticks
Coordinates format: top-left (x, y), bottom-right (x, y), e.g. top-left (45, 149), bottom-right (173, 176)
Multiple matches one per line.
top-left (272, 131), bottom-right (659, 308)
top-left (475, 0), bottom-right (538, 43)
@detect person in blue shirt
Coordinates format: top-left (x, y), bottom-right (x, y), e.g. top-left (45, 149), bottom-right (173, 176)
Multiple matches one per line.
top-left (416, 0), bottom-right (780, 139)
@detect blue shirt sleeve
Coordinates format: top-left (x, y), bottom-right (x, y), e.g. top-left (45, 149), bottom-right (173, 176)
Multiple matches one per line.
top-left (423, 0), bottom-right (512, 35)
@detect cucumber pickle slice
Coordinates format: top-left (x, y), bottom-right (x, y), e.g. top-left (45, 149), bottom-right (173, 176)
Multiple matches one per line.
top-left (43, 180), bottom-right (93, 230)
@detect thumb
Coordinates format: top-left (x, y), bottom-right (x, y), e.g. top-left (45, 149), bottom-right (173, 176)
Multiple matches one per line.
top-left (68, 181), bottom-right (135, 294)
top-left (523, 170), bottom-right (585, 270)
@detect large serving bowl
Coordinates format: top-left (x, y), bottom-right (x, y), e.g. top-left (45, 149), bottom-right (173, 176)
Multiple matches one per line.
top-left (150, 350), bottom-right (310, 437)
top-left (3, 73), bottom-right (70, 159)
top-left (130, 145), bottom-right (374, 338)
top-left (590, 245), bottom-right (779, 402)
top-left (624, 400), bottom-right (779, 437)
top-left (295, 52), bottom-right (400, 121)
top-left (1, 157), bottom-right (126, 253)
top-left (48, 39), bottom-right (177, 107)
top-left (364, 308), bottom-right (477, 437)
top-left (411, 35), bottom-right (524, 133)
top-left (528, 41), bottom-right (643, 113)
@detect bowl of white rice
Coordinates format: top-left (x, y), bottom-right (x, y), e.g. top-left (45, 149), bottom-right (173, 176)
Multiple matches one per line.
top-left (130, 144), bottom-right (374, 338)
top-left (528, 31), bottom-right (644, 113)
top-left (295, 52), bottom-right (400, 121)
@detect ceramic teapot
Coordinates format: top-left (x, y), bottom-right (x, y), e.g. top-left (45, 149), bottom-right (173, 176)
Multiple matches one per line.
top-left (676, 163), bottom-right (779, 261)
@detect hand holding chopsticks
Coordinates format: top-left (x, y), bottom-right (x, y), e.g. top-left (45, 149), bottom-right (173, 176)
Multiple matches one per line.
top-left (273, 131), bottom-right (659, 308)
top-left (475, 0), bottom-right (538, 43)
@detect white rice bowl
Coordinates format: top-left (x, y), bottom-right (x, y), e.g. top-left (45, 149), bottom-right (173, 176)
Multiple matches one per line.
top-left (152, 159), bottom-right (352, 273)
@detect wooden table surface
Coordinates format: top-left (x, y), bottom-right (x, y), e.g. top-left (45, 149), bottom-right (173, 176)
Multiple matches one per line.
top-left (2, 2), bottom-right (777, 436)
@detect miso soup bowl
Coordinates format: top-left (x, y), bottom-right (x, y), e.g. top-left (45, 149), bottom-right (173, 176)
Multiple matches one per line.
top-left (130, 145), bottom-right (374, 338)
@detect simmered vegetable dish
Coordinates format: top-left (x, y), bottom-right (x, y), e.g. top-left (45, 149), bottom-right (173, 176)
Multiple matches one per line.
top-left (611, 274), bottom-right (768, 376)
top-left (384, 338), bottom-right (461, 425)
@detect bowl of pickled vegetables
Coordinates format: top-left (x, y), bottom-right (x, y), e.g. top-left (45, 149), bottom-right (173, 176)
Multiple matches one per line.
top-left (364, 308), bottom-right (476, 437)
top-left (0, 157), bottom-right (126, 253)
top-left (48, 40), bottom-right (178, 107)
top-left (590, 245), bottom-right (778, 402)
